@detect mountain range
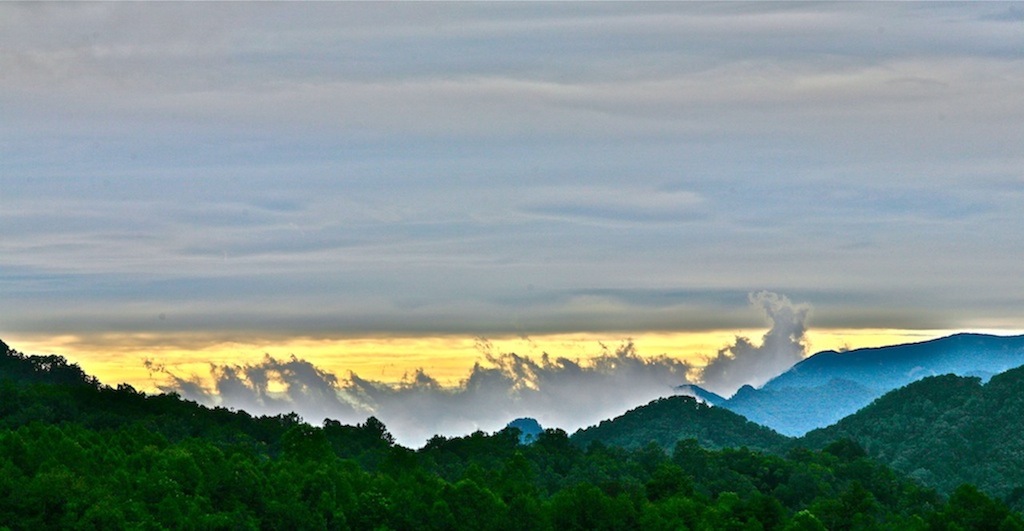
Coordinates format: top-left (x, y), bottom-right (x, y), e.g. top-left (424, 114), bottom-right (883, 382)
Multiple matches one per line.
top-left (8, 335), bottom-right (1018, 529)
top-left (6, 332), bottom-right (1024, 523)
top-left (710, 333), bottom-right (1024, 436)
top-left (572, 333), bottom-right (1024, 505)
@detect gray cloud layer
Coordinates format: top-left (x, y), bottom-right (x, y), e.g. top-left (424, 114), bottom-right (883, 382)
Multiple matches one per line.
top-left (3, 3), bottom-right (1024, 340)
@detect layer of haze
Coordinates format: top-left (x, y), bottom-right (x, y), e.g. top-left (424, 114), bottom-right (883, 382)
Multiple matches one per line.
top-left (2, 3), bottom-right (1024, 414)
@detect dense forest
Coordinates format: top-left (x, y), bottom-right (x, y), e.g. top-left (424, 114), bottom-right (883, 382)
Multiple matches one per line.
top-left (1, 339), bottom-right (1022, 530)
top-left (802, 366), bottom-right (1024, 503)
top-left (570, 356), bottom-right (1024, 512)
top-left (571, 395), bottom-right (790, 453)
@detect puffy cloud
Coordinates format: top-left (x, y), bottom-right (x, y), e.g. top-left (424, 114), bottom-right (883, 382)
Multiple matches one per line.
top-left (153, 340), bottom-right (693, 447)
top-left (149, 291), bottom-right (816, 445)
top-left (697, 291), bottom-right (811, 396)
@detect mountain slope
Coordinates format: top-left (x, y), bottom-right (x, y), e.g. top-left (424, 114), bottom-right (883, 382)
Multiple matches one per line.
top-left (0, 340), bottom-right (396, 461)
top-left (720, 333), bottom-right (1024, 436)
top-left (571, 395), bottom-right (790, 452)
top-left (676, 384), bottom-right (726, 406)
top-left (800, 365), bottom-right (1024, 501)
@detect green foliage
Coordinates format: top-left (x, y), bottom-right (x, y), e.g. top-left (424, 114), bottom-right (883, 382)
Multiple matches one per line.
top-left (0, 342), bottom-right (1021, 529)
top-left (571, 395), bottom-right (790, 453)
top-left (929, 484), bottom-right (1024, 531)
top-left (801, 367), bottom-right (1024, 501)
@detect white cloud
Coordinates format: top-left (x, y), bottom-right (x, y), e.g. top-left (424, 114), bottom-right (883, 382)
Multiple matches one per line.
top-left (697, 292), bottom-right (811, 396)
top-left (152, 340), bottom-right (694, 447)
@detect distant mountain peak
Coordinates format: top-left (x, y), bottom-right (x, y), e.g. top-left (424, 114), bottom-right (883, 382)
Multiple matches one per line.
top-left (720, 332), bottom-right (1024, 436)
top-left (506, 417), bottom-right (543, 444)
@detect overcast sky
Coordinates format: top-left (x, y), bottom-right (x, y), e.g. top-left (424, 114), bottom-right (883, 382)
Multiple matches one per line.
top-left (3, 2), bottom-right (1024, 346)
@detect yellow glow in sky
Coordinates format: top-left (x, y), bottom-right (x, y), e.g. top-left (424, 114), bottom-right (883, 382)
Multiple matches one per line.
top-left (6, 328), bottom-right (998, 394)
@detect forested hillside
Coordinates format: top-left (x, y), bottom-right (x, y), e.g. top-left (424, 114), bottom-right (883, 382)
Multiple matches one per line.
top-left (571, 395), bottom-right (790, 453)
top-left (801, 366), bottom-right (1024, 505)
top-left (1, 340), bottom-right (1022, 529)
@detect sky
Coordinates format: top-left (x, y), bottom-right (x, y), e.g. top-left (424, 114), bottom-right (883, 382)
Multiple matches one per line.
top-left (2, 3), bottom-right (1024, 443)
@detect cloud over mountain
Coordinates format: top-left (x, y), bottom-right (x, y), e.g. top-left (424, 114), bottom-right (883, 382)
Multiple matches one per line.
top-left (696, 291), bottom-right (811, 396)
top-left (150, 291), bottom-right (810, 446)
top-left (151, 340), bottom-right (694, 447)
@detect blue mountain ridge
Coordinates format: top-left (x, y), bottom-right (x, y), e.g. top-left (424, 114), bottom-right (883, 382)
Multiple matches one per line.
top-left (704, 333), bottom-right (1024, 436)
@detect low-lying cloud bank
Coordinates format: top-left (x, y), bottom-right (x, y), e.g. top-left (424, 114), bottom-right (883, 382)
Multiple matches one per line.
top-left (148, 342), bottom-right (694, 447)
top-left (150, 291), bottom-right (810, 447)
